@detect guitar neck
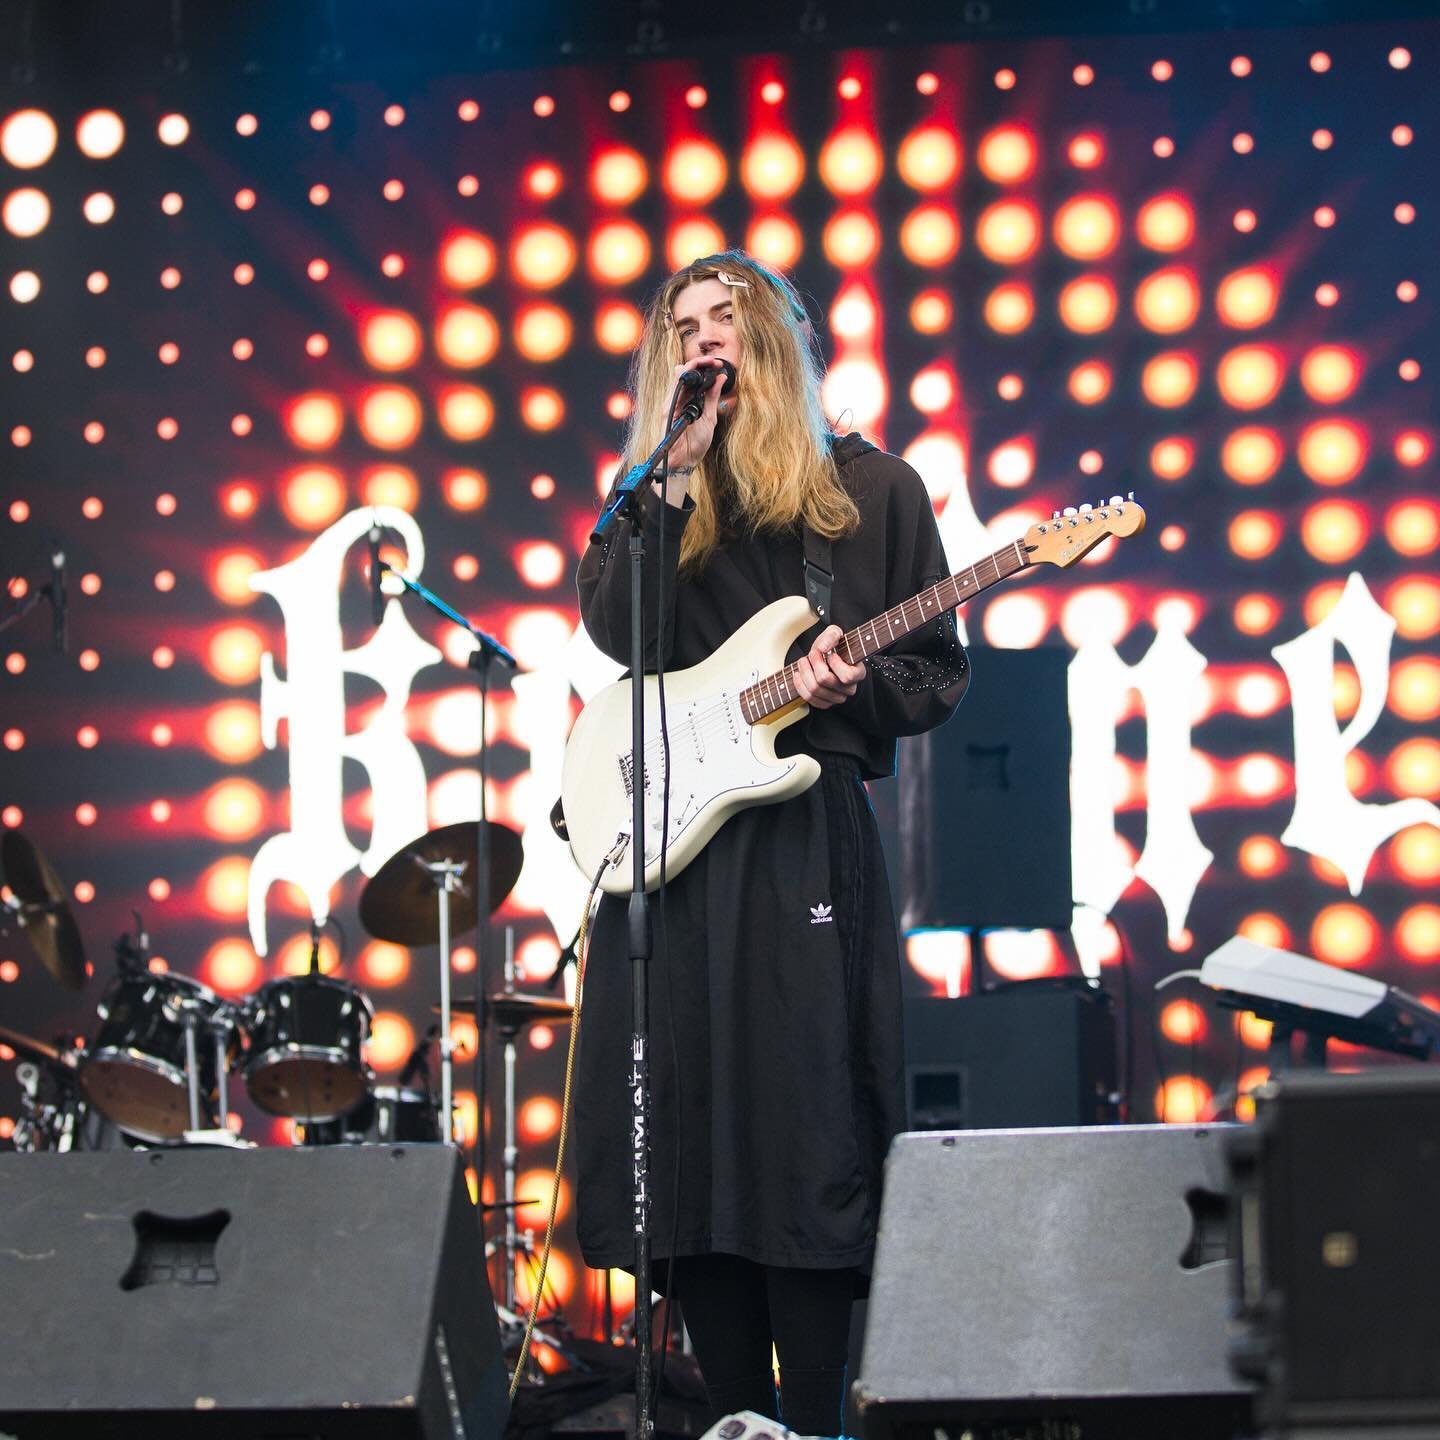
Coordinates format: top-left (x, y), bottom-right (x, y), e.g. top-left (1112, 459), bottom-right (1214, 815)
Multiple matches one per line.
top-left (740, 539), bottom-right (1029, 724)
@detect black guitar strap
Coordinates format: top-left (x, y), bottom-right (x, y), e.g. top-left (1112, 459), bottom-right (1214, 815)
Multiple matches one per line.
top-left (803, 432), bottom-right (877, 622)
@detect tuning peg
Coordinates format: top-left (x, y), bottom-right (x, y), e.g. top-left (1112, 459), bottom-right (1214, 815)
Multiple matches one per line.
top-left (1078, 502), bottom-right (1093, 512)
top-left (1126, 490), bottom-right (1136, 501)
top-left (1051, 510), bottom-right (1061, 521)
top-left (1062, 506), bottom-right (1078, 517)
top-left (1108, 495), bottom-right (1123, 506)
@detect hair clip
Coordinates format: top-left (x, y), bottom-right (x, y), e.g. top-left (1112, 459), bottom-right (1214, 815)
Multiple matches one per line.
top-left (715, 270), bottom-right (752, 288)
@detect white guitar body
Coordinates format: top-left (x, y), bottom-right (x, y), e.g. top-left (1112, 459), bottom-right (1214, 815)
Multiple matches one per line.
top-left (562, 595), bottom-right (821, 895)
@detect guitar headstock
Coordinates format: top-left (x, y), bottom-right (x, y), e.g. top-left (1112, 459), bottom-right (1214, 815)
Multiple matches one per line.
top-left (1023, 494), bottom-right (1147, 568)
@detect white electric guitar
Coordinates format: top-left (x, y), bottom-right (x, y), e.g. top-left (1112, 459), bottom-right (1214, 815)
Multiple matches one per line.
top-left (562, 495), bottom-right (1146, 894)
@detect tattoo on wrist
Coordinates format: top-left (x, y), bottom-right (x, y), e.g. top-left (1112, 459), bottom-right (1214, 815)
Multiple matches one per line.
top-left (667, 465), bottom-right (696, 477)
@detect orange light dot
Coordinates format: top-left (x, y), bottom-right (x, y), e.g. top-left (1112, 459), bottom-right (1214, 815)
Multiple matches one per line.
top-left (975, 200), bottom-right (1038, 263)
top-left (987, 440), bottom-right (1034, 488)
top-left (78, 649), bottom-right (99, 672)
top-left (512, 223), bottom-right (578, 288)
top-left (1156, 1077), bottom-right (1212, 1124)
top-left (1068, 133), bottom-right (1103, 168)
top-left (1393, 827), bottom-right (1440, 884)
top-left (984, 282), bottom-right (1033, 335)
top-left (435, 304), bottom-right (499, 368)
top-left (608, 91), bottom-right (631, 113)
top-left (741, 135), bottom-right (805, 201)
top-left (909, 290), bottom-right (952, 335)
top-left (1152, 136), bottom-right (1175, 158)
top-left (232, 263), bottom-right (252, 286)
top-left (531, 474), bottom-right (555, 499)
top-left (666, 217), bottom-right (726, 272)
top-left (1311, 903), bottom-right (1378, 967)
top-left (1315, 282), bottom-right (1340, 307)
top-left (309, 109), bottom-right (331, 131)
top-left (1229, 510), bottom-right (1283, 560)
top-left (1233, 209), bottom-right (1256, 232)
top-left (81, 496), bottom-right (103, 519)
top-left (202, 703), bottom-right (262, 763)
top-left (1141, 352), bottom-right (1198, 408)
top-left (838, 76), bottom-right (862, 100)
top-left (916, 72), bottom-right (939, 95)
top-left (1387, 576), bottom-right (1440, 640)
top-left (587, 220), bottom-right (650, 284)
top-left (1397, 280), bottom-right (1418, 303)
top-left (685, 86), bottom-right (708, 109)
top-left (997, 374), bottom-right (1023, 400)
top-left (1233, 132), bottom-right (1254, 154)
top-left (359, 386), bottom-right (424, 449)
top-left (453, 554), bottom-right (479, 582)
top-left (520, 386), bottom-right (564, 431)
top-left (1072, 64), bottom-right (1094, 85)
top-left (443, 469), bottom-right (488, 511)
top-left (76, 725), bottom-right (98, 748)
top-left (909, 367), bottom-right (955, 415)
top-left (75, 803), bottom-right (97, 827)
top-left (82, 422), bottom-right (103, 445)
top-left (210, 550), bottom-right (263, 605)
top-left (1221, 427), bottom-right (1283, 485)
top-left (533, 95), bottom-right (555, 118)
top-left (437, 385), bottom-right (493, 442)
top-left (383, 104), bottom-right (405, 126)
top-left (1135, 267), bottom-right (1200, 333)
top-left (280, 466), bottom-right (346, 528)
top-left (1386, 500), bottom-right (1439, 558)
top-left (1395, 430), bottom-right (1430, 468)
top-left (457, 175), bottom-right (479, 197)
top-left (1392, 125), bottom-right (1413, 147)
top-left (360, 941), bottom-right (410, 988)
top-left (1312, 131), bottom-right (1333, 152)
top-left (818, 127), bottom-right (883, 198)
top-left (1298, 419), bottom-right (1367, 486)
top-left (361, 311), bottom-right (422, 371)
top-left (1301, 499), bottom-right (1368, 563)
top-left (1160, 1000), bottom-right (1206, 1044)
top-left (1150, 437), bottom-right (1194, 480)
top-left (1068, 361), bottom-right (1111, 405)
top-left (1299, 346), bottom-right (1359, 404)
top-left (440, 231), bottom-right (496, 288)
top-left (976, 125), bottom-right (1035, 184)
top-left (1397, 905), bottom-right (1440, 963)
top-left (897, 126), bottom-right (961, 192)
top-left (524, 164), bottom-right (560, 200)
top-left (594, 301), bottom-right (643, 355)
top-left (206, 627), bottom-right (264, 686)
top-left (821, 211), bottom-right (879, 269)
top-left (203, 939), bottom-right (261, 996)
top-left (994, 69), bottom-right (1016, 90)
top-left (157, 417), bottom-right (179, 441)
top-left (285, 393), bottom-right (344, 450)
top-left (368, 1012), bottom-right (414, 1071)
top-left (514, 303), bottom-right (572, 362)
top-left (1217, 345), bottom-right (1284, 410)
top-left (1054, 195), bottom-right (1119, 259)
top-left (664, 139), bottom-right (728, 204)
top-left (202, 778), bottom-right (266, 838)
top-left (591, 147), bottom-right (648, 206)
top-left (306, 258), bottom-right (329, 282)
top-left (900, 205), bottom-right (961, 267)
top-left (2, 728), bottom-right (21, 750)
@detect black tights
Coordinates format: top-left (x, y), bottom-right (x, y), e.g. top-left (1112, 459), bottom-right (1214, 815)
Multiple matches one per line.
top-left (673, 1254), bottom-right (855, 1437)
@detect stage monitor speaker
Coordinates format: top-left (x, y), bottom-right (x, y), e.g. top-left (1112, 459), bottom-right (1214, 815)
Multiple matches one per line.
top-left (0, 1146), bottom-right (509, 1439)
top-left (904, 982), bottom-right (1117, 1130)
top-left (898, 645), bottom-right (1072, 932)
top-left (1228, 1068), bottom-right (1440, 1434)
top-left (854, 1125), bottom-right (1255, 1440)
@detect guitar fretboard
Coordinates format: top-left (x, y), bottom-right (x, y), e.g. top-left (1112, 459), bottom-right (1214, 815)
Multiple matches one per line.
top-left (739, 540), bottom-right (1028, 724)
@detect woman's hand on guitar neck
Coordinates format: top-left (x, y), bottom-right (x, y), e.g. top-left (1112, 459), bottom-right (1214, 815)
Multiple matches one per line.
top-left (795, 624), bottom-right (865, 709)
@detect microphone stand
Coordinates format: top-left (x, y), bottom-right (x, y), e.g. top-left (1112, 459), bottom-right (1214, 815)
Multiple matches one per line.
top-left (377, 562), bottom-right (516, 1167)
top-left (590, 380), bottom-right (708, 1440)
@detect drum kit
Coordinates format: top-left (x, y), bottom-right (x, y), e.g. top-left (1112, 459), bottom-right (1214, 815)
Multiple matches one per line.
top-left (1, 823), bottom-right (576, 1334)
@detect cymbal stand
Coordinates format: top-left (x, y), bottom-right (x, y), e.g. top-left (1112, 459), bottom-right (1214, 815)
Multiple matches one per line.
top-left (420, 856), bottom-right (469, 1146)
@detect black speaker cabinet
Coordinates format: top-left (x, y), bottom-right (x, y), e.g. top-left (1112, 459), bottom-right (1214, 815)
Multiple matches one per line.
top-left (1229, 1068), bottom-right (1440, 1435)
top-left (898, 645), bottom-right (1072, 932)
top-left (904, 983), bottom-right (1117, 1130)
top-left (0, 1146), bottom-right (509, 1438)
top-left (855, 1125), bottom-right (1255, 1440)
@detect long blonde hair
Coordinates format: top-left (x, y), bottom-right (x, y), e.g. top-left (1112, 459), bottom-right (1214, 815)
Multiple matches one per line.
top-left (622, 250), bottom-right (860, 574)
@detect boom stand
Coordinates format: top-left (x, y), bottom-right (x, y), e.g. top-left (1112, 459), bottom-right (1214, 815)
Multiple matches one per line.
top-left (590, 386), bottom-right (707, 1440)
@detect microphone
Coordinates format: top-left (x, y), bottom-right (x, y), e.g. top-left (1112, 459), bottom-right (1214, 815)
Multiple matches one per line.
top-left (48, 538), bottom-right (66, 653)
top-left (677, 359), bottom-right (736, 396)
top-left (368, 522), bottom-right (384, 627)
top-left (399, 1024), bottom-right (440, 1086)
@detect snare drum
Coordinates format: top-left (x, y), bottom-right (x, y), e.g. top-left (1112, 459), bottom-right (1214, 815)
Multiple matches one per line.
top-left (244, 974), bottom-right (372, 1122)
top-left (79, 972), bottom-right (235, 1143)
top-left (299, 1085), bottom-right (441, 1146)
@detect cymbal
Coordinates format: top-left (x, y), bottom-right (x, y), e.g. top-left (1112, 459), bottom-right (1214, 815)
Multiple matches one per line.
top-left (358, 821), bottom-right (524, 947)
top-left (438, 993), bottom-right (573, 1026)
top-left (480, 1197), bottom-right (540, 1212)
top-left (0, 1021), bottom-right (71, 1065)
top-left (1, 831), bottom-right (86, 991)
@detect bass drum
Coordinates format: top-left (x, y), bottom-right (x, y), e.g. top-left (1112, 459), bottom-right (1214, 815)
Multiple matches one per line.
top-left (244, 974), bottom-right (373, 1122)
top-left (79, 971), bottom-right (235, 1143)
top-left (298, 1086), bottom-right (442, 1146)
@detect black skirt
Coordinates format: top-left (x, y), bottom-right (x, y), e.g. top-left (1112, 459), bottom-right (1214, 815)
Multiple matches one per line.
top-left (574, 755), bottom-right (905, 1275)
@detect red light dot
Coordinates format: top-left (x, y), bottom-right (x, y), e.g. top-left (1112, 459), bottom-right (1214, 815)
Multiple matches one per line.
top-left (154, 570), bottom-right (175, 591)
top-left (75, 803), bottom-right (97, 827)
top-left (1233, 209), bottom-right (1256, 232)
top-left (1072, 64), bottom-right (1094, 85)
top-left (13, 349), bottom-right (32, 372)
top-left (150, 723), bottom-right (173, 746)
top-left (685, 86), bottom-right (708, 108)
top-left (1079, 449), bottom-right (1103, 474)
top-left (457, 175), bottom-right (478, 197)
top-left (1233, 132), bottom-right (1254, 154)
top-left (152, 799), bottom-right (172, 821)
top-left (838, 76), bottom-right (862, 100)
top-left (1314, 205), bottom-right (1335, 226)
top-left (78, 649), bottom-right (99, 671)
top-left (11, 426), bottom-right (31, 448)
top-left (233, 264), bottom-right (254, 285)
top-left (381, 253), bottom-right (405, 277)
top-left (1395, 431), bottom-right (1431, 466)
top-left (231, 414), bottom-right (252, 437)
top-left (1310, 51), bottom-right (1331, 72)
top-left (83, 422), bottom-right (104, 444)
top-left (384, 104), bottom-right (405, 126)
top-left (531, 474), bottom-right (555, 499)
top-left (997, 374), bottom-right (1023, 400)
top-left (234, 188), bottom-right (255, 210)
top-left (760, 80), bottom-right (785, 104)
top-left (156, 493), bottom-right (177, 516)
top-left (383, 178), bottom-right (404, 201)
top-left (1315, 283), bottom-right (1339, 307)
top-left (994, 69), bottom-right (1016, 90)
top-left (1392, 125), bottom-right (1413, 146)
top-left (916, 72), bottom-right (939, 95)
top-left (1160, 525), bottom-right (1186, 551)
top-left (1151, 59), bottom-right (1173, 81)
top-left (1231, 55), bottom-right (1252, 76)
top-left (308, 184), bottom-right (329, 205)
top-left (1390, 47), bottom-right (1411, 69)
top-left (160, 266), bottom-right (181, 289)
top-left (9, 500), bottom-right (29, 522)
top-left (608, 91), bottom-right (630, 113)
top-left (1312, 130), bottom-right (1333, 151)
top-left (458, 100), bottom-right (479, 121)
top-left (236, 114), bottom-right (257, 136)
top-left (1153, 136), bottom-right (1175, 157)
top-left (1400, 359), bottom-right (1420, 381)
top-left (3, 729), bottom-right (22, 749)
top-left (232, 338), bottom-right (253, 360)
top-left (0, 961), bottom-right (16, 982)
top-left (152, 645), bottom-right (174, 669)
top-left (156, 417), bottom-right (178, 440)
top-left (1, 805), bottom-right (21, 826)
top-left (148, 877), bottom-right (171, 901)
top-left (73, 881), bottom-right (94, 902)
top-left (1395, 203), bottom-right (1415, 224)
top-left (310, 110), bottom-right (330, 131)
top-left (158, 341), bottom-right (179, 364)
top-left (76, 725), bottom-right (98, 748)
top-left (533, 95), bottom-right (555, 117)
top-left (306, 333), bottom-right (328, 357)
top-left (1397, 280), bottom-right (1418, 303)
top-left (162, 192), bottom-right (182, 214)
top-left (307, 258), bottom-right (329, 282)
top-left (80, 573), bottom-right (100, 595)
top-left (222, 484), bottom-right (257, 518)
top-left (87, 272), bottom-right (108, 294)
top-left (6, 653), bottom-right (24, 675)
top-left (453, 554), bottom-right (479, 582)
top-left (82, 497), bottom-right (103, 519)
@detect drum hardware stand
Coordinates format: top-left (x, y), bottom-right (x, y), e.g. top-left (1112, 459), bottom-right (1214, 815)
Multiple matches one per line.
top-left (372, 545), bottom-right (517, 1163)
top-left (497, 926), bottom-right (522, 1311)
top-left (181, 1001), bottom-right (246, 1148)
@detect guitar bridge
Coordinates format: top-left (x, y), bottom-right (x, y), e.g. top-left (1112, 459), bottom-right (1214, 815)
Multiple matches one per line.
top-left (617, 753), bottom-right (657, 798)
